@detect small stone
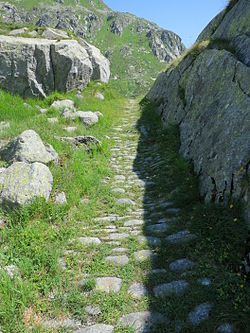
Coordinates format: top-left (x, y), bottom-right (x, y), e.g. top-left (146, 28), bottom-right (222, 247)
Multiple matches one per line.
top-left (134, 250), bottom-right (156, 263)
top-left (198, 278), bottom-right (211, 286)
top-left (117, 198), bottom-right (136, 206)
top-left (85, 305), bottom-right (101, 316)
top-left (124, 219), bottom-right (144, 227)
top-left (58, 258), bottom-right (66, 270)
top-left (150, 268), bottom-right (167, 274)
top-left (64, 126), bottom-right (77, 133)
top-left (166, 208), bottom-right (180, 214)
top-left (153, 280), bottom-right (189, 298)
top-left (95, 277), bottom-right (122, 293)
top-left (78, 237), bottom-right (101, 245)
top-left (112, 247), bottom-right (128, 253)
top-left (166, 230), bottom-right (196, 244)
top-left (0, 121), bottom-right (10, 130)
top-left (114, 175), bottom-right (125, 181)
top-left (169, 258), bottom-right (195, 272)
top-left (51, 99), bottom-right (75, 110)
top-left (48, 117), bottom-right (58, 123)
top-left (105, 255), bottom-right (129, 266)
top-left (95, 111), bottom-right (103, 118)
top-left (77, 324), bottom-right (114, 333)
top-left (55, 191), bottom-right (67, 205)
top-left (137, 235), bottom-right (161, 246)
top-left (103, 233), bottom-right (129, 240)
top-left (42, 317), bottom-right (81, 330)
top-left (4, 265), bottom-right (19, 278)
top-left (118, 311), bottom-right (167, 333)
top-left (128, 283), bottom-right (148, 299)
top-left (217, 323), bottom-right (233, 333)
top-left (112, 188), bottom-right (125, 194)
top-left (95, 92), bottom-right (105, 100)
top-left (188, 303), bottom-right (213, 326)
top-left (146, 223), bottom-right (168, 233)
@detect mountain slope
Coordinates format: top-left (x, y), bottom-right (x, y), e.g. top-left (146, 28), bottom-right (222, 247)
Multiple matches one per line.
top-left (0, 0), bottom-right (185, 96)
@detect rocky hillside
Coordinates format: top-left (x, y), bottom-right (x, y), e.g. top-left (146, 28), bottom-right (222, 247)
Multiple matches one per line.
top-left (0, 0), bottom-right (185, 96)
top-left (147, 0), bottom-right (250, 219)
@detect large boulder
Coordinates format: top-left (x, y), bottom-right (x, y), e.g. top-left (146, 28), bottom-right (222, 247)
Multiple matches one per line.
top-left (80, 40), bottom-right (110, 83)
top-left (0, 130), bottom-right (58, 164)
top-left (0, 35), bottom-right (110, 98)
top-left (0, 162), bottom-right (53, 207)
top-left (147, 0), bottom-right (250, 218)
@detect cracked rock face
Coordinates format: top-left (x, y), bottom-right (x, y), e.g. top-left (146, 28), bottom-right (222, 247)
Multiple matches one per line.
top-left (147, 0), bottom-right (250, 219)
top-left (0, 34), bottom-right (110, 98)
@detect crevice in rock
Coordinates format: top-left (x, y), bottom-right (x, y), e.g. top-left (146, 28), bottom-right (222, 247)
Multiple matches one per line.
top-left (49, 44), bottom-right (56, 91)
top-left (211, 177), bottom-right (217, 202)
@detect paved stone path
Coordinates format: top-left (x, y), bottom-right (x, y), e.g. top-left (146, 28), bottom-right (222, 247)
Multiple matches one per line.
top-left (55, 100), bottom-right (233, 332)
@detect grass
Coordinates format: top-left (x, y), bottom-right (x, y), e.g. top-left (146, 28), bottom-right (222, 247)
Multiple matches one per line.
top-left (0, 87), bottom-right (249, 332)
top-left (0, 82), bottom-right (128, 332)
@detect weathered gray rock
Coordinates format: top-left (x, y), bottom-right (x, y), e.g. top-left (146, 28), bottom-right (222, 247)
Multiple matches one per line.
top-left (153, 280), bottom-right (189, 298)
top-left (188, 303), bottom-right (213, 326)
top-left (146, 223), bottom-right (168, 233)
top-left (217, 323), bottom-right (234, 333)
top-left (78, 237), bottom-right (101, 245)
top-left (95, 277), bottom-right (122, 293)
top-left (42, 317), bottom-right (81, 330)
top-left (166, 230), bottom-right (196, 244)
top-left (169, 258), bottom-right (195, 272)
top-left (117, 198), bottom-right (136, 206)
top-left (85, 305), bottom-right (101, 316)
top-left (55, 135), bottom-right (101, 147)
top-left (76, 111), bottom-right (99, 126)
top-left (95, 92), bottom-right (105, 100)
top-left (137, 235), bottom-right (161, 246)
top-left (0, 35), bottom-right (110, 98)
top-left (0, 162), bottom-right (53, 206)
top-left (147, 0), bottom-right (250, 218)
top-left (128, 283), bottom-right (148, 299)
top-left (197, 278), bottom-right (211, 286)
top-left (118, 311), bottom-right (167, 333)
top-left (55, 191), bottom-right (67, 205)
top-left (0, 121), bottom-right (10, 130)
top-left (105, 255), bottom-right (129, 266)
top-left (47, 117), bottom-right (58, 124)
top-left (134, 250), bottom-right (156, 263)
top-left (124, 219), bottom-right (144, 227)
top-left (9, 27), bottom-right (28, 36)
top-left (41, 27), bottom-right (69, 40)
top-left (0, 130), bottom-right (58, 165)
top-left (77, 324), bottom-right (114, 333)
top-left (51, 99), bottom-right (75, 110)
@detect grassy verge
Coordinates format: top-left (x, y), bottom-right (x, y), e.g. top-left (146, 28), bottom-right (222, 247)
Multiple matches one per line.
top-left (0, 82), bottom-right (127, 332)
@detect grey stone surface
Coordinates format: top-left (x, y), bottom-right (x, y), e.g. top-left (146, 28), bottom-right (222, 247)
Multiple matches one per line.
top-left (117, 198), bottom-right (136, 206)
top-left (3, 264), bottom-right (19, 278)
top-left (95, 277), bottom-right (122, 293)
top-left (118, 311), bottom-right (167, 333)
top-left (166, 230), bottom-right (196, 244)
top-left (0, 121), bottom-right (10, 130)
top-left (128, 283), bottom-right (148, 299)
top-left (134, 250), bottom-right (156, 263)
top-left (47, 117), bottom-right (58, 123)
top-left (137, 235), bottom-right (161, 246)
top-left (0, 34), bottom-right (110, 98)
top-left (78, 237), bottom-right (101, 245)
top-left (85, 305), bottom-right (101, 316)
top-left (153, 280), bottom-right (189, 298)
top-left (124, 219), bottom-right (144, 227)
top-left (217, 323), bottom-right (234, 333)
top-left (55, 191), bottom-right (67, 205)
top-left (146, 223), bottom-right (168, 233)
top-left (169, 258), bottom-right (195, 272)
top-left (112, 247), bottom-right (128, 253)
top-left (42, 317), bottom-right (81, 330)
top-left (0, 130), bottom-right (58, 165)
top-left (41, 27), bottom-right (69, 40)
top-left (147, 0), bottom-right (250, 216)
top-left (198, 278), bottom-right (211, 286)
top-left (105, 255), bottom-right (129, 266)
top-left (51, 99), bottom-right (75, 110)
top-left (0, 162), bottom-right (53, 206)
top-left (188, 303), bottom-right (213, 326)
top-left (77, 324), bottom-right (113, 333)
top-left (95, 92), bottom-right (105, 100)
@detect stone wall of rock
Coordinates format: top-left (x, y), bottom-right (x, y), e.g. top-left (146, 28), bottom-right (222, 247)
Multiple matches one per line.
top-left (0, 34), bottom-right (110, 98)
top-left (147, 0), bottom-right (250, 219)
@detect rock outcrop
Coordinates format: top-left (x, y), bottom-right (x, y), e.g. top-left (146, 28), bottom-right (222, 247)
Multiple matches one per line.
top-left (0, 33), bottom-right (110, 98)
top-left (147, 0), bottom-right (250, 217)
